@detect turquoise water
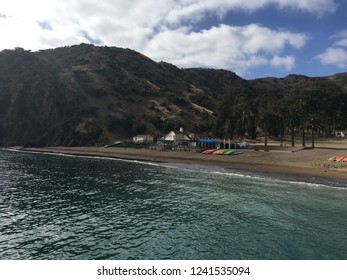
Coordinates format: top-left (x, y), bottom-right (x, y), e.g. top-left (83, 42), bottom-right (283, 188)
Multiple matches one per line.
top-left (0, 150), bottom-right (346, 260)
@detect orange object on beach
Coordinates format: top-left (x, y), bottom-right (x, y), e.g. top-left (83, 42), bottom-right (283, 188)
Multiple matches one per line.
top-left (328, 156), bottom-right (347, 162)
top-left (336, 156), bottom-right (344, 162)
top-left (212, 150), bottom-right (227, 155)
top-left (328, 156), bottom-right (337, 161)
top-left (340, 156), bottom-right (347, 162)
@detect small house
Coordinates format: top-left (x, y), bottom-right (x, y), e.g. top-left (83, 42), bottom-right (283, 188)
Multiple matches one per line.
top-left (335, 131), bottom-right (347, 138)
top-left (159, 128), bottom-right (194, 148)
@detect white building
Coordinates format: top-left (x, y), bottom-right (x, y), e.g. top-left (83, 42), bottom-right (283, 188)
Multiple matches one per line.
top-left (160, 128), bottom-right (193, 147)
top-left (335, 131), bottom-right (347, 138)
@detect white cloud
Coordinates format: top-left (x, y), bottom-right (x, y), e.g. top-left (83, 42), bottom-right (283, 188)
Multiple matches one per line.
top-left (143, 24), bottom-right (306, 75)
top-left (273, 0), bottom-right (337, 17)
top-left (332, 30), bottom-right (347, 48)
top-left (0, 0), bottom-right (334, 74)
top-left (270, 55), bottom-right (296, 70)
top-left (165, 0), bottom-right (337, 23)
top-left (315, 30), bottom-right (347, 68)
top-left (315, 48), bottom-right (347, 68)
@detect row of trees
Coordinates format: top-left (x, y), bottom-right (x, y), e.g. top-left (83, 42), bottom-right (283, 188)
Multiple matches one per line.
top-left (214, 79), bottom-right (347, 147)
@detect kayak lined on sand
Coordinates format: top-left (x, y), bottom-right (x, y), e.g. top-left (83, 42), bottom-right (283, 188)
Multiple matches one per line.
top-left (212, 150), bottom-right (227, 155)
top-left (202, 149), bottom-right (216, 154)
top-left (227, 151), bottom-right (243, 156)
top-left (202, 149), bottom-right (243, 156)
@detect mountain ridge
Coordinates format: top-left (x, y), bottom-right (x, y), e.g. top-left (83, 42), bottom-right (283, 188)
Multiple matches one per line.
top-left (0, 44), bottom-right (346, 146)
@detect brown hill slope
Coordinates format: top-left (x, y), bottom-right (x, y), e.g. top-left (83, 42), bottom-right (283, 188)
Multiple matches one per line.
top-left (0, 44), bottom-right (346, 147)
top-left (0, 44), bottom-right (245, 146)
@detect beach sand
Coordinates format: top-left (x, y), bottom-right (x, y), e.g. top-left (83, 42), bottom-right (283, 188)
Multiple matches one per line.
top-left (19, 139), bottom-right (347, 186)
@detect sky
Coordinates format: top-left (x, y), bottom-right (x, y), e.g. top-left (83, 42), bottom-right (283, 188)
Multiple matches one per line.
top-left (0, 0), bottom-right (346, 79)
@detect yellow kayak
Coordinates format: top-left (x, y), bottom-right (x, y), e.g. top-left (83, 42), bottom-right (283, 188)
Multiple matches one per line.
top-left (212, 149), bottom-right (227, 155)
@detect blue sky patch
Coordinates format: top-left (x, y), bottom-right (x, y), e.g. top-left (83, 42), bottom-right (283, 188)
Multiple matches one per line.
top-left (0, 0), bottom-right (346, 79)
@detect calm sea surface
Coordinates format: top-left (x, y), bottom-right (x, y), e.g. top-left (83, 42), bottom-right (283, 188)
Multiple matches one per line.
top-left (0, 150), bottom-right (346, 260)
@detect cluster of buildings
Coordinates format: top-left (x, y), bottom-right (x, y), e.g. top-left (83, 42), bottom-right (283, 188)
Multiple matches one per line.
top-left (132, 128), bottom-right (247, 150)
top-left (132, 128), bottom-right (346, 150)
top-left (132, 128), bottom-right (197, 149)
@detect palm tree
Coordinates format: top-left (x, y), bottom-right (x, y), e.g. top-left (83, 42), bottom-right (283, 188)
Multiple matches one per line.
top-left (258, 111), bottom-right (273, 148)
top-left (283, 88), bottom-right (303, 147)
top-left (283, 105), bottom-right (301, 147)
top-left (302, 113), bottom-right (322, 148)
top-left (301, 125), bottom-right (306, 147)
top-left (275, 106), bottom-right (286, 145)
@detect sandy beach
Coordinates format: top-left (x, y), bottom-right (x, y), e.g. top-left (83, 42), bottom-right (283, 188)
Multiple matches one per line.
top-left (16, 138), bottom-right (347, 186)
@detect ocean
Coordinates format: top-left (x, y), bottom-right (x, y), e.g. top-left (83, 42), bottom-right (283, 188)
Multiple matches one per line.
top-left (0, 149), bottom-right (346, 260)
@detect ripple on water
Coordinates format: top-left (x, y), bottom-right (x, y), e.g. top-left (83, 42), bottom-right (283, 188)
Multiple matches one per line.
top-left (0, 150), bottom-right (346, 260)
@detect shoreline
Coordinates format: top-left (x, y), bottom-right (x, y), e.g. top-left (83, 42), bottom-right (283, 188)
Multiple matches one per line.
top-left (4, 146), bottom-right (347, 188)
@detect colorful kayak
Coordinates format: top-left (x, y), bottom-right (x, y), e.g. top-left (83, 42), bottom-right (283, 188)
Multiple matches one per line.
top-left (228, 151), bottom-right (243, 156)
top-left (202, 149), bottom-right (216, 154)
top-left (202, 149), bottom-right (243, 156)
top-left (328, 156), bottom-right (347, 162)
top-left (224, 150), bottom-right (243, 156)
top-left (340, 156), bottom-right (347, 162)
top-left (328, 156), bottom-right (337, 161)
top-left (336, 156), bottom-right (345, 162)
top-left (212, 149), bottom-right (227, 155)
top-left (223, 150), bottom-right (236, 155)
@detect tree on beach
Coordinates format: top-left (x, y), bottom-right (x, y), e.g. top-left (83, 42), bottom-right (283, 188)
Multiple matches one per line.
top-left (282, 85), bottom-right (305, 147)
top-left (301, 113), bottom-right (322, 148)
top-left (313, 79), bottom-right (347, 134)
top-left (259, 111), bottom-right (272, 147)
top-left (214, 75), bottom-right (347, 147)
top-left (280, 79), bottom-right (347, 147)
top-left (276, 108), bottom-right (286, 145)
top-left (211, 80), bottom-right (260, 140)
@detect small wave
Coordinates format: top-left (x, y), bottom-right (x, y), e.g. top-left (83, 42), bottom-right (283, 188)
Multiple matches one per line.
top-left (159, 163), bottom-right (346, 189)
top-left (6, 148), bottom-right (345, 189)
top-left (6, 149), bottom-right (165, 168)
top-left (210, 169), bottom-right (346, 189)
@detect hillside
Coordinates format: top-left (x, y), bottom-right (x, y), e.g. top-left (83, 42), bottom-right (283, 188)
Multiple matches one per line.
top-left (0, 44), bottom-right (346, 147)
top-left (0, 44), bottom-right (245, 146)
top-left (249, 73), bottom-right (347, 95)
